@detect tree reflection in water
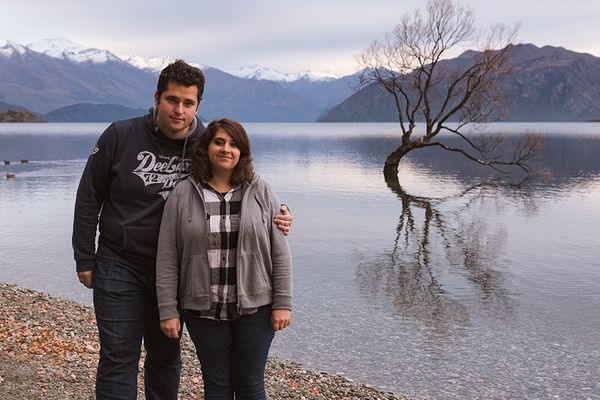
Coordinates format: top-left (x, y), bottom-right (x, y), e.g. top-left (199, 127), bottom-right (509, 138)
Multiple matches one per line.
top-left (355, 176), bottom-right (535, 335)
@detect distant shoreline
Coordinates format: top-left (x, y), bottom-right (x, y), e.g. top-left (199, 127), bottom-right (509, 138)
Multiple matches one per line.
top-left (0, 109), bottom-right (45, 123)
top-left (0, 283), bottom-right (408, 400)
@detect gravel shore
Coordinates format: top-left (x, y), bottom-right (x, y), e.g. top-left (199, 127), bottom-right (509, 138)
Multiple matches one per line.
top-left (0, 283), bottom-right (409, 400)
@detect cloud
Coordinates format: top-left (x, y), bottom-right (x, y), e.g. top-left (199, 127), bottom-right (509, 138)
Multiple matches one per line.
top-left (1, 0), bottom-right (599, 75)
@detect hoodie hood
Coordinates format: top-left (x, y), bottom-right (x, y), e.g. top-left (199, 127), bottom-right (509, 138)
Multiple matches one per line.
top-left (148, 106), bottom-right (201, 142)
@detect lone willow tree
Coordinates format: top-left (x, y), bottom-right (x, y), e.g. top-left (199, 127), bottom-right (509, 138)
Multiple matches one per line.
top-left (357, 0), bottom-right (541, 182)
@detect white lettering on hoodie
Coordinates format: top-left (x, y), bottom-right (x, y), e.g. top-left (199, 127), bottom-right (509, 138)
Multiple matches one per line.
top-left (132, 151), bottom-right (192, 199)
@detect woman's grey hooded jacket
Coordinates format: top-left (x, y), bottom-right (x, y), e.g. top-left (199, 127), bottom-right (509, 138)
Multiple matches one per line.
top-left (156, 175), bottom-right (292, 321)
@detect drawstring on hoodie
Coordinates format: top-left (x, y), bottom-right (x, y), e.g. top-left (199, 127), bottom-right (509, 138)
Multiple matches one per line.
top-left (188, 186), bottom-right (194, 222)
top-left (180, 136), bottom-right (189, 184)
top-left (152, 105), bottom-right (195, 191)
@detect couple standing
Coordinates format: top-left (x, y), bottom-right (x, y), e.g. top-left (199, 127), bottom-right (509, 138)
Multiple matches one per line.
top-left (73, 60), bottom-right (293, 400)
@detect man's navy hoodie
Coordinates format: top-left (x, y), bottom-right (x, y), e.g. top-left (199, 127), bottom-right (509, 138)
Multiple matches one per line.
top-left (72, 110), bottom-right (204, 273)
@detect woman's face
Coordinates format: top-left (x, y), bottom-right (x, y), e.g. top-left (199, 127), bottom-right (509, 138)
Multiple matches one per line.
top-left (207, 129), bottom-right (241, 175)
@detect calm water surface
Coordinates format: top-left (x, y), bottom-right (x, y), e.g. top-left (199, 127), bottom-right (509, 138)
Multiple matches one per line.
top-left (1, 122), bottom-right (599, 399)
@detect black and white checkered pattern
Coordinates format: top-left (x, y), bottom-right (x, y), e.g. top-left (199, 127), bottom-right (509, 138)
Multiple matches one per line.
top-left (190, 182), bottom-right (242, 320)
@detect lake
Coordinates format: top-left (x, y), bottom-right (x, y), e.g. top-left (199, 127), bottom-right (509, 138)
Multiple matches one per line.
top-left (1, 122), bottom-right (599, 399)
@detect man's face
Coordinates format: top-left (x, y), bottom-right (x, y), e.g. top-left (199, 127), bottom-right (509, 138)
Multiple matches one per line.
top-left (154, 81), bottom-right (200, 139)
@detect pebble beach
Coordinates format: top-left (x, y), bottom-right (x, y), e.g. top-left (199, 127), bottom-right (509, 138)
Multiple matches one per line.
top-left (0, 283), bottom-right (409, 400)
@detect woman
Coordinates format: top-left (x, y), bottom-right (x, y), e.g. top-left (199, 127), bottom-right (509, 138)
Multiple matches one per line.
top-left (156, 118), bottom-right (292, 400)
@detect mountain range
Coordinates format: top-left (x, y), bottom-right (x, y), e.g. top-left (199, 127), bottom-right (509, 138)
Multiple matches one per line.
top-left (0, 40), bottom-right (155, 114)
top-left (1, 39), bottom-right (599, 122)
top-left (0, 38), bottom-right (355, 122)
top-left (318, 43), bottom-right (600, 122)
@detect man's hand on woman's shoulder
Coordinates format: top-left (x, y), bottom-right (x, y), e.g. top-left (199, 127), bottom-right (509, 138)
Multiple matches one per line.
top-left (274, 204), bottom-right (293, 236)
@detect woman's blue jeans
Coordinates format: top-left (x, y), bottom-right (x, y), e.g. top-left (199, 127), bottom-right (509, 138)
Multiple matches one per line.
top-left (183, 305), bottom-right (276, 400)
top-left (93, 259), bottom-right (181, 400)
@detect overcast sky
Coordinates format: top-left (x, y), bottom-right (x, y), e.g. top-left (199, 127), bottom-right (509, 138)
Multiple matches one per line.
top-left (2, 0), bottom-right (599, 75)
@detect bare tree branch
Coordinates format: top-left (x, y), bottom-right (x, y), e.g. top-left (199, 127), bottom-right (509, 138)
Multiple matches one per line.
top-left (423, 133), bottom-right (542, 173)
top-left (355, 0), bottom-right (537, 182)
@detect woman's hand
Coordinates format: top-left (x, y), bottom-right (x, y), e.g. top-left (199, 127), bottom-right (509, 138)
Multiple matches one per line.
top-left (271, 309), bottom-right (291, 331)
top-left (274, 205), bottom-right (293, 236)
top-left (160, 318), bottom-right (181, 339)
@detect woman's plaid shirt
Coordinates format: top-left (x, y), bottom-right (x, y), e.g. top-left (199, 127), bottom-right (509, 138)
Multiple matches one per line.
top-left (185, 182), bottom-right (256, 321)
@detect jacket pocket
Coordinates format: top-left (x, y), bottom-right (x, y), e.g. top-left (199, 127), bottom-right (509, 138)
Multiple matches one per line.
top-left (238, 252), bottom-right (272, 296)
top-left (181, 254), bottom-right (211, 298)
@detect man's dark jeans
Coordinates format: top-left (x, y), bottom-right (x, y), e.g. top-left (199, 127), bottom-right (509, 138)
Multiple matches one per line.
top-left (183, 305), bottom-right (276, 400)
top-left (93, 259), bottom-right (181, 400)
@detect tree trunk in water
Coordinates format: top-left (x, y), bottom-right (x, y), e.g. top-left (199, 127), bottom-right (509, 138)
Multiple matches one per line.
top-left (383, 144), bottom-right (412, 190)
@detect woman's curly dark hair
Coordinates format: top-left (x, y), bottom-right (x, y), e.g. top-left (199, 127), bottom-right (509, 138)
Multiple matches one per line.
top-left (192, 119), bottom-right (255, 186)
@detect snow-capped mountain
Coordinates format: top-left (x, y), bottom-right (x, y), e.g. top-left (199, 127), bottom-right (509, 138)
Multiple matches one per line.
top-left (293, 70), bottom-right (340, 82)
top-left (3, 37), bottom-right (337, 82)
top-left (228, 65), bottom-right (339, 82)
top-left (27, 38), bottom-right (122, 64)
top-left (0, 37), bottom-right (355, 120)
top-left (228, 65), bottom-right (291, 81)
top-left (0, 40), bottom-right (27, 57)
top-left (290, 71), bottom-right (341, 82)
top-left (121, 55), bottom-right (175, 73)
top-left (0, 38), bottom-right (156, 114)
top-left (121, 54), bottom-right (204, 74)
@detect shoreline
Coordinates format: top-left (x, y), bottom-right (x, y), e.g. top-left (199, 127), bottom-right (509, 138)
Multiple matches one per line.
top-left (0, 283), bottom-right (409, 400)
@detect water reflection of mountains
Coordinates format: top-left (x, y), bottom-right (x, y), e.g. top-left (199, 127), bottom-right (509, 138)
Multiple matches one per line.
top-left (0, 134), bottom-right (97, 161)
top-left (401, 135), bottom-right (600, 181)
top-left (255, 134), bottom-right (600, 182)
top-left (3, 131), bottom-right (599, 184)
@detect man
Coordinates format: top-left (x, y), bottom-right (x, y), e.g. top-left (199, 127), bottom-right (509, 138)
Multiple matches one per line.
top-left (73, 60), bottom-right (292, 400)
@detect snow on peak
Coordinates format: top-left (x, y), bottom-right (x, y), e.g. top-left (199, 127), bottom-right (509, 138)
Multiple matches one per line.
top-left (122, 54), bottom-right (175, 73)
top-left (26, 38), bottom-right (121, 64)
top-left (228, 65), bottom-right (291, 81)
top-left (294, 70), bottom-right (340, 82)
top-left (0, 40), bottom-right (27, 57)
top-left (228, 65), bottom-right (340, 82)
top-left (121, 54), bottom-right (204, 74)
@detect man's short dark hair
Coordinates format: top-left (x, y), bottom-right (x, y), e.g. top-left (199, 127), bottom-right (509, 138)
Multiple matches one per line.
top-left (156, 59), bottom-right (205, 102)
